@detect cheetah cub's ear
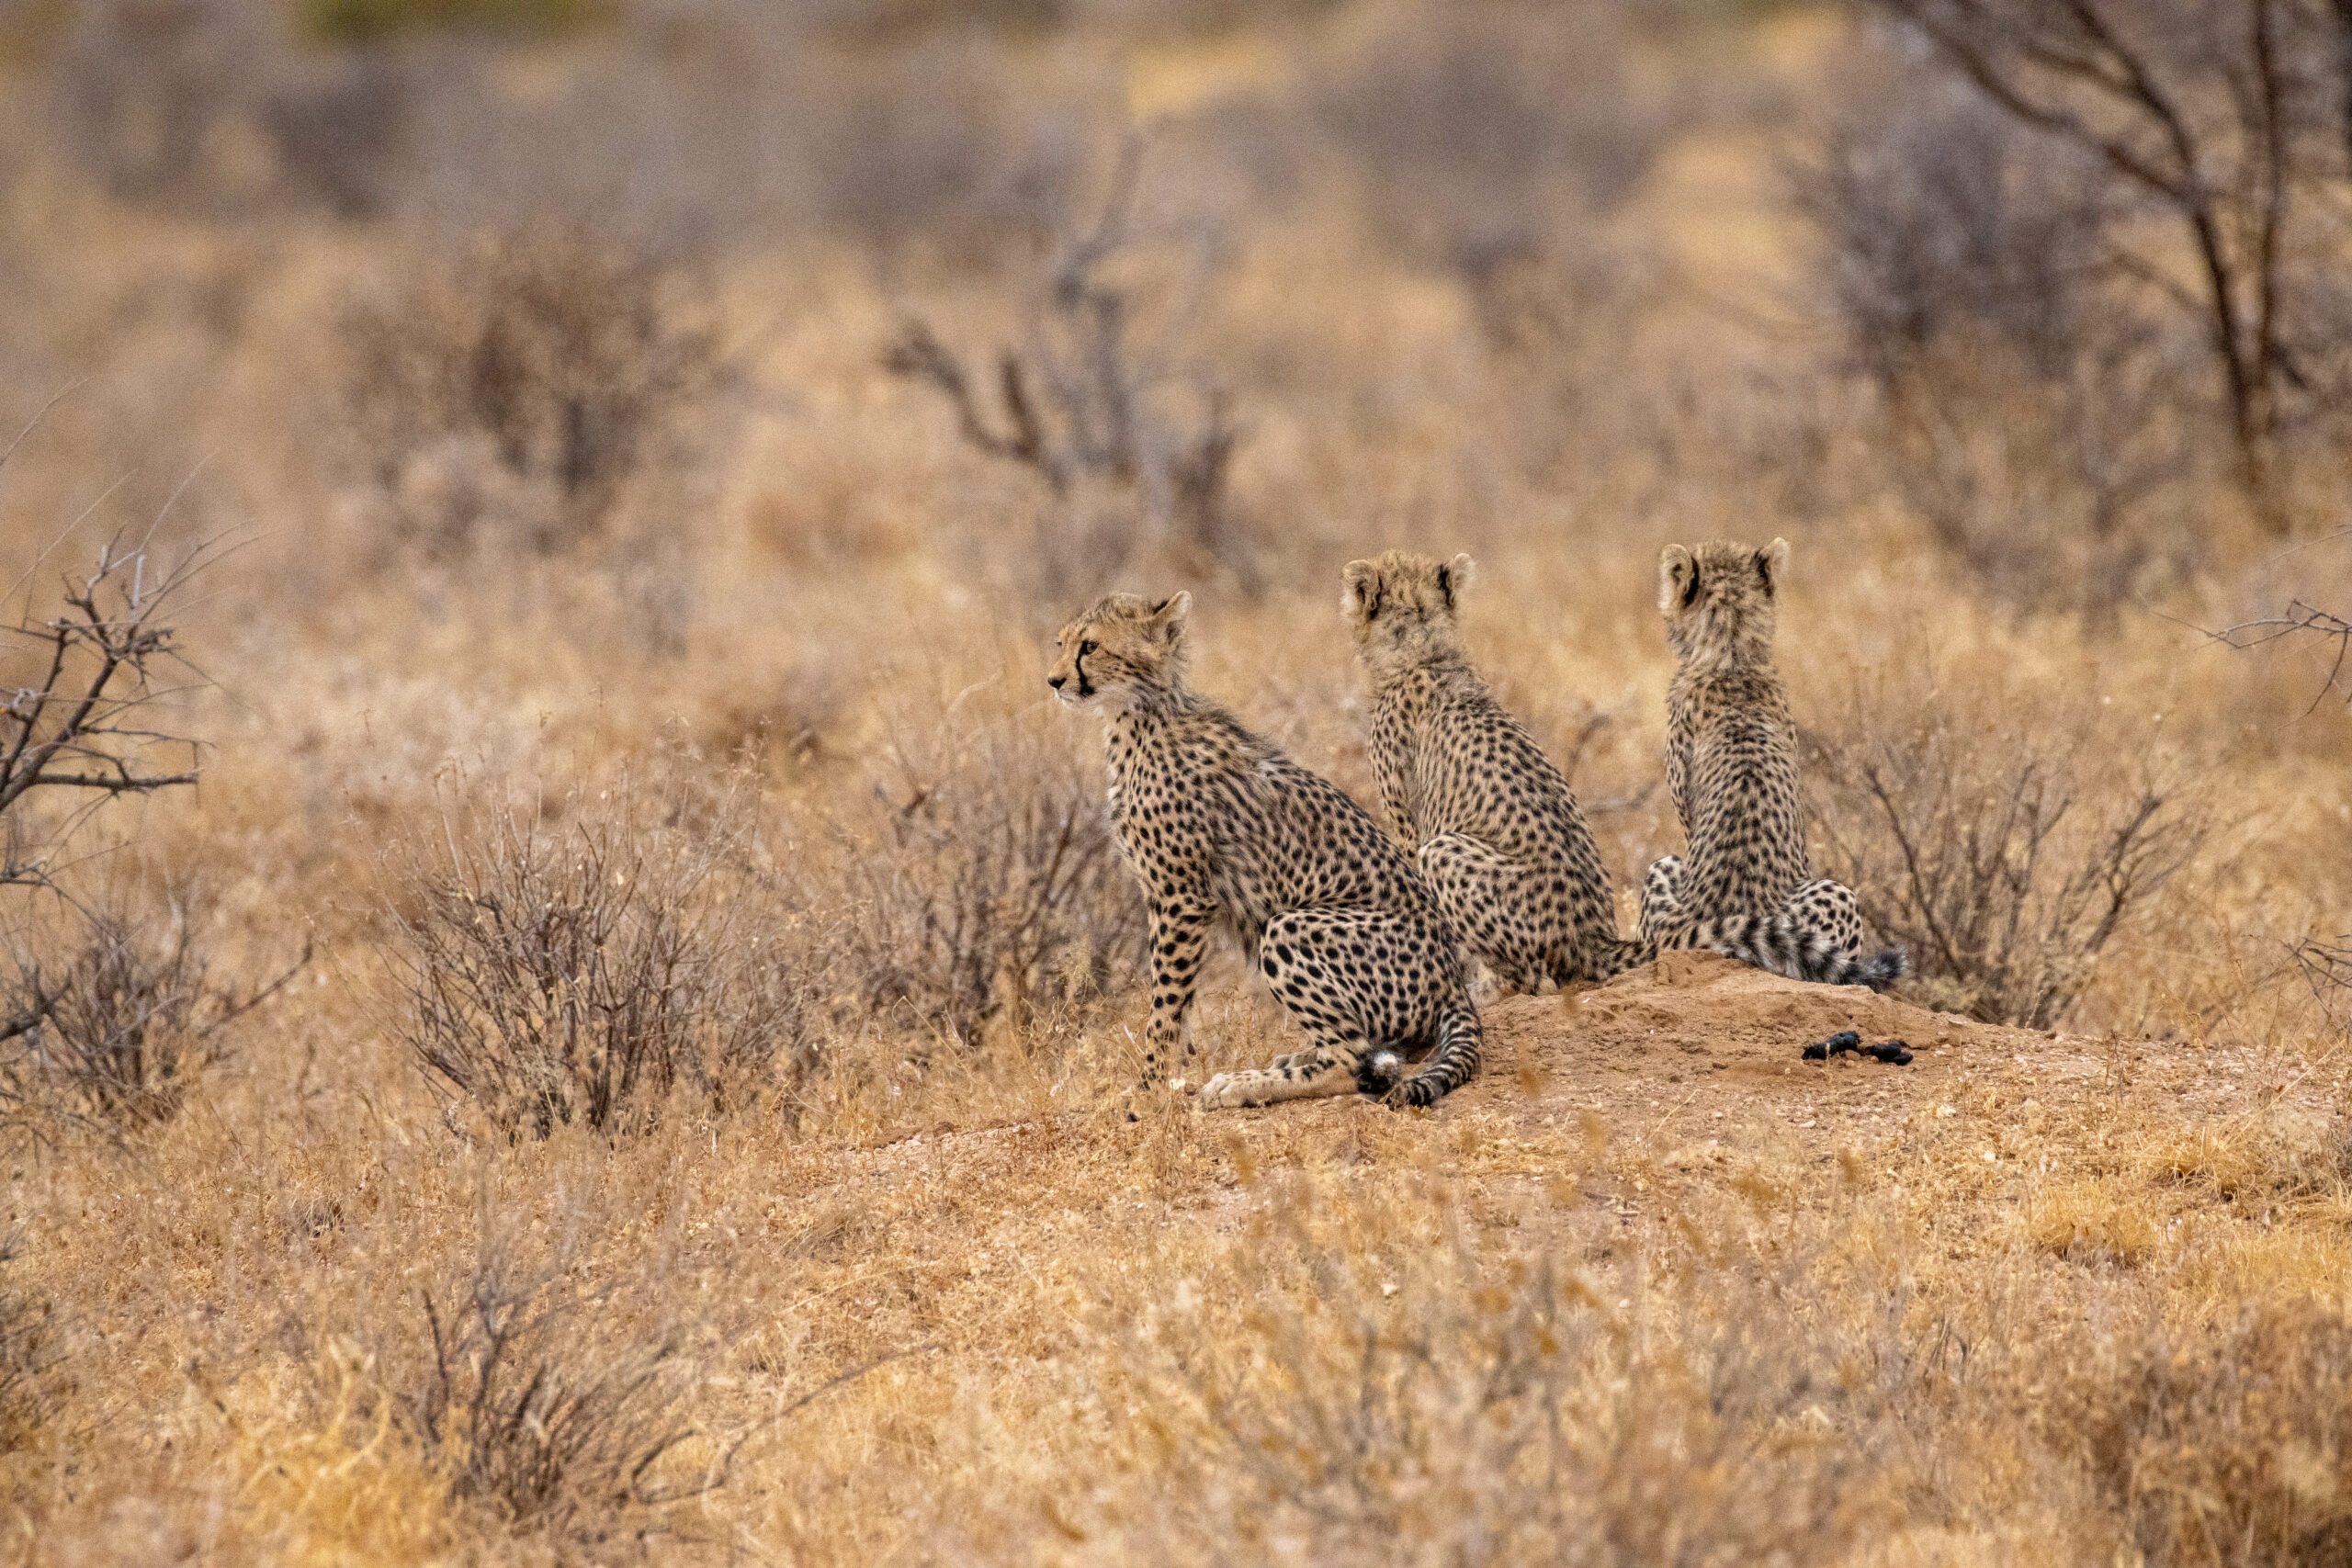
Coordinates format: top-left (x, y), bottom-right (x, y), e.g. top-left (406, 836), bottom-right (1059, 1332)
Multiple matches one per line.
top-left (1756, 537), bottom-right (1791, 596)
top-left (1437, 552), bottom-right (1476, 612)
top-left (1340, 558), bottom-right (1382, 620)
top-left (1657, 543), bottom-right (1696, 613)
top-left (1146, 590), bottom-right (1191, 640)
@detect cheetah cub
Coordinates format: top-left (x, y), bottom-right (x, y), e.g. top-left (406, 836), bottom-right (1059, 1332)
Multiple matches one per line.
top-left (1641, 537), bottom-right (1905, 990)
top-left (1344, 549), bottom-right (1648, 995)
top-left (1048, 591), bottom-right (1483, 1110)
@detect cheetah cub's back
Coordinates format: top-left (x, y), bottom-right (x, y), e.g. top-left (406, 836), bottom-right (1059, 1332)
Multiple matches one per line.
top-left (1641, 537), bottom-right (1904, 991)
top-left (1343, 548), bottom-right (1645, 994)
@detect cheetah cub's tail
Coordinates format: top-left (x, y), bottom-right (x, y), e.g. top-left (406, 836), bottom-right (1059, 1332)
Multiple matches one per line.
top-left (1672, 913), bottom-right (1908, 995)
top-left (1815, 945), bottom-right (1907, 993)
top-left (1381, 993), bottom-right (1484, 1109)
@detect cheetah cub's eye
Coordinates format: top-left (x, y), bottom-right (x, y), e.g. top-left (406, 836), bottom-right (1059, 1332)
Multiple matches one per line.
top-left (1080, 639), bottom-right (1098, 656)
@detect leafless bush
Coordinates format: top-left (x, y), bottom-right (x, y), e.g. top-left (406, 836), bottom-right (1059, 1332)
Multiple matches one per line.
top-left (1805, 678), bottom-right (2214, 1029)
top-left (0, 518), bottom-right (215, 892)
top-left (1860, 0), bottom-right (2352, 525)
top-left (0, 436), bottom-right (222, 1107)
top-left (884, 141), bottom-right (1251, 591)
top-left (838, 711), bottom-right (1147, 1046)
top-left (0, 886), bottom-right (304, 1134)
top-left (1798, 73), bottom-right (2206, 609)
top-left (338, 231), bottom-right (724, 558)
top-left (383, 764), bottom-right (815, 1138)
top-left (399, 1245), bottom-right (717, 1546)
top-left (2210, 594), bottom-right (2352, 712)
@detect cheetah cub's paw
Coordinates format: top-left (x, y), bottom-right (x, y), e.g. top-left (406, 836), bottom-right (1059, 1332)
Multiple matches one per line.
top-left (1381, 1075), bottom-right (1438, 1111)
top-left (1198, 1072), bottom-right (1261, 1111)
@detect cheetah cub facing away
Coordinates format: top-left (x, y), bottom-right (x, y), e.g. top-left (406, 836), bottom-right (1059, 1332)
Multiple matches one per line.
top-left (1641, 538), bottom-right (1904, 990)
top-left (1048, 592), bottom-right (1483, 1110)
top-left (1344, 549), bottom-right (1648, 994)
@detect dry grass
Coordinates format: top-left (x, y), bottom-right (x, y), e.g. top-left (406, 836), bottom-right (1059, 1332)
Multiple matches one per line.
top-left (0, 3), bottom-right (2348, 1564)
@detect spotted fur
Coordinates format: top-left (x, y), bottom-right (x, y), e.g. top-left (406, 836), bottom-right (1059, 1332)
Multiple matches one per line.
top-left (1344, 549), bottom-right (1649, 996)
top-left (1640, 538), bottom-right (1905, 990)
top-left (1048, 591), bottom-right (1482, 1111)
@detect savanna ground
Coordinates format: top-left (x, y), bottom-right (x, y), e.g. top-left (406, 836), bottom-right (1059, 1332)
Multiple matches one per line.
top-left (2, 1), bottom-right (2352, 1562)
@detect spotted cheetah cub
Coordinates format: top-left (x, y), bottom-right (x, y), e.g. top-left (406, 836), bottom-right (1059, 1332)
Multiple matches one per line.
top-left (1641, 538), bottom-right (1904, 990)
top-left (1048, 591), bottom-right (1483, 1110)
top-left (1344, 549), bottom-right (1648, 995)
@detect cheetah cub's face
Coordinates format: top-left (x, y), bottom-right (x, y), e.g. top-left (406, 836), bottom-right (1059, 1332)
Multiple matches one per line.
top-left (1657, 537), bottom-right (1789, 667)
top-left (1047, 591), bottom-right (1190, 709)
top-left (1341, 549), bottom-right (1476, 678)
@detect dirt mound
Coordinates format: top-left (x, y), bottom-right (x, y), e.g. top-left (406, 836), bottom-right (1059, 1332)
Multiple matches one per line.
top-left (1452, 950), bottom-right (2086, 1150)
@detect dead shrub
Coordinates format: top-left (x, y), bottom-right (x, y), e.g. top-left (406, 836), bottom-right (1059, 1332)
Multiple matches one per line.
top-left (397, 1243), bottom-right (717, 1547)
top-left (884, 139), bottom-right (1253, 592)
top-left (1797, 72), bottom-right (2208, 611)
top-left (1862, 0), bottom-right (2352, 523)
top-left (1804, 673), bottom-right (2214, 1029)
top-left (338, 231), bottom-right (724, 558)
top-left (382, 762), bottom-right (815, 1138)
top-left (837, 706), bottom-right (1147, 1047)
top-left (0, 886), bottom-right (303, 1135)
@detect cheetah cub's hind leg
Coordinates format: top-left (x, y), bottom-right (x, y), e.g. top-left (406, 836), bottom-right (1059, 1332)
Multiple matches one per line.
top-left (1417, 832), bottom-right (1549, 997)
top-left (1199, 908), bottom-right (1442, 1110)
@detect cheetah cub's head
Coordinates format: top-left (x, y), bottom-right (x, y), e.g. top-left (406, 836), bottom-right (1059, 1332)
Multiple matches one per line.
top-left (1047, 592), bottom-right (1191, 710)
top-left (1657, 537), bottom-right (1789, 669)
top-left (1341, 549), bottom-right (1476, 680)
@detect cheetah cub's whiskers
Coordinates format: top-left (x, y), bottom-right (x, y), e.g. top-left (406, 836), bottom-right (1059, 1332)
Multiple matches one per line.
top-left (1639, 537), bottom-right (1905, 991)
top-left (1344, 548), bottom-right (1650, 1003)
top-left (1047, 591), bottom-right (1484, 1113)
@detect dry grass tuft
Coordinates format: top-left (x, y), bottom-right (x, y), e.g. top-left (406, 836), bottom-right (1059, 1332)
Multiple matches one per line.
top-left (398, 1245), bottom-right (718, 1548)
top-left (836, 703), bottom-right (1146, 1046)
top-left (0, 1235), bottom-right (59, 1461)
top-left (2038, 1303), bottom-right (2352, 1567)
top-left (1067, 1179), bottom-right (1900, 1566)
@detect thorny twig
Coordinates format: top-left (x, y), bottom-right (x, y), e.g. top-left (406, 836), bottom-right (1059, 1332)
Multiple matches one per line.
top-left (0, 529), bottom-right (217, 888)
top-left (2203, 600), bottom-right (2352, 713)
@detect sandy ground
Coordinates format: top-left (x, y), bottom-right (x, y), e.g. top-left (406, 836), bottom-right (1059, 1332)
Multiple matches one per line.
top-left (751, 952), bottom-right (2322, 1393)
